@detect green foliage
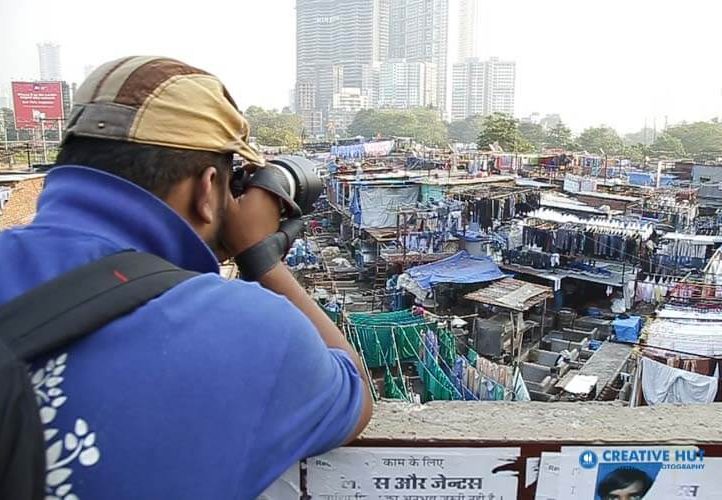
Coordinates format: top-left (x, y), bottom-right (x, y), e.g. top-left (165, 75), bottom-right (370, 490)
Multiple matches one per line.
top-left (664, 121), bottom-right (722, 156)
top-left (244, 106), bottom-right (303, 150)
top-left (651, 133), bottom-right (687, 158)
top-left (623, 128), bottom-right (656, 146)
top-left (545, 122), bottom-right (575, 150)
top-left (448, 115), bottom-right (485, 143)
top-left (576, 126), bottom-right (625, 155)
top-left (477, 113), bottom-right (532, 152)
top-left (624, 143), bottom-right (651, 163)
top-left (347, 108), bottom-right (448, 146)
top-left (518, 122), bottom-right (546, 151)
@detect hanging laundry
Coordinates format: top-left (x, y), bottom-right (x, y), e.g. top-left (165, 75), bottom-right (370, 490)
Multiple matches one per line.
top-left (363, 140), bottom-right (395, 157)
top-left (641, 357), bottom-right (718, 405)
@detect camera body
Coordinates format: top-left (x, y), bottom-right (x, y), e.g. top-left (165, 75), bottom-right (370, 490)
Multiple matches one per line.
top-left (231, 155), bottom-right (323, 216)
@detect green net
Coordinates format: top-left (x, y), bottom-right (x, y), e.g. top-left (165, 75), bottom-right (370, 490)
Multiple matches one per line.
top-left (383, 369), bottom-right (408, 400)
top-left (348, 309), bottom-right (462, 402)
top-left (467, 348), bottom-right (479, 366)
top-left (416, 359), bottom-right (460, 401)
top-left (439, 328), bottom-right (457, 370)
top-left (348, 310), bottom-right (436, 369)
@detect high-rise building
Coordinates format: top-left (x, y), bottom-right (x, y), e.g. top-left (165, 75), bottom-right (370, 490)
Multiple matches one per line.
top-left (451, 59), bottom-right (485, 121)
top-left (456, 0), bottom-right (481, 62)
top-left (295, 80), bottom-right (322, 137)
top-left (451, 57), bottom-right (516, 121)
top-left (61, 81), bottom-right (73, 122)
top-left (0, 87), bottom-right (9, 110)
top-left (37, 43), bottom-right (62, 81)
top-left (295, 0), bottom-right (389, 136)
top-left (388, 0), bottom-right (448, 114)
top-left (487, 57), bottom-right (515, 115)
top-left (329, 87), bottom-right (371, 134)
top-left (379, 59), bottom-right (437, 109)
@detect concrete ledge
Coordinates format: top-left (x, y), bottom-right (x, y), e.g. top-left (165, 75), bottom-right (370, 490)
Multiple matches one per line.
top-left (358, 401), bottom-right (722, 445)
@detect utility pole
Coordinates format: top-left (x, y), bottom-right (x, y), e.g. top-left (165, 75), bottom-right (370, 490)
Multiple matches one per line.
top-left (40, 119), bottom-right (48, 164)
top-left (0, 112), bottom-right (7, 169)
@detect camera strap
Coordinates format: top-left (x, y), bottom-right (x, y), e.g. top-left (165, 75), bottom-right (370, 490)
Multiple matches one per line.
top-left (234, 218), bottom-right (304, 281)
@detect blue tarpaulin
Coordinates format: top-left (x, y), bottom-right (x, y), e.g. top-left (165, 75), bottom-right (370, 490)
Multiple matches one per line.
top-left (627, 171), bottom-right (676, 187)
top-left (613, 315), bottom-right (642, 343)
top-left (405, 251), bottom-right (506, 290)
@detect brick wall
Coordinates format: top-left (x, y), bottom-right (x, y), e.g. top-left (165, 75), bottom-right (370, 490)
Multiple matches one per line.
top-left (0, 177), bottom-right (45, 230)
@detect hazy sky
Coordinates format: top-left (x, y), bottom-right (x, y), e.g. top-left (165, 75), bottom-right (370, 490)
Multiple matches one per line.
top-left (1, 0), bottom-right (720, 133)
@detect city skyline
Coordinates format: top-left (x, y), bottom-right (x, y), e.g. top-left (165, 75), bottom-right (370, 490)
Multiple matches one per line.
top-left (1, 0), bottom-right (721, 133)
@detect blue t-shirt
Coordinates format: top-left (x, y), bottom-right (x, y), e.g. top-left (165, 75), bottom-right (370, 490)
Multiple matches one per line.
top-left (0, 166), bottom-right (363, 499)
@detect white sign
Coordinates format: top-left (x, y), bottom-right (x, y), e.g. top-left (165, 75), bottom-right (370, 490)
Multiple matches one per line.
top-left (558, 446), bottom-right (722, 499)
top-left (307, 447), bottom-right (520, 500)
top-left (534, 453), bottom-right (560, 500)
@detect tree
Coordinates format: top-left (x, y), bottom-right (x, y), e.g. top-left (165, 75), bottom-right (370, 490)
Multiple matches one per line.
top-left (545, 122), bottom-right (575, 150)
top-left (664, 121), bottom-right (722, 156)
top-left (347, 108), bottom-right (448, 146)
top-left (244, 106), bottom-right (303, 150)
top-left (623, 127), bottom-right (656, 146)
top-left (624, 143), bottom-right (651, 164)
top-left (448, 115), bottom-right (485, 144)
top-left (576, 126), bottom-right (624, 155)
top-left (518, 122), bottom-right (546, 151)
top-left (477, 113), bottom-right (532, 152)
top-left (651, 133), bottom-right (687, 158)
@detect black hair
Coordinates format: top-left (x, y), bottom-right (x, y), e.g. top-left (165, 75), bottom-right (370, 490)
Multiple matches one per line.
top-left (597, 467), bottom-right (654, 498)
top-left (56, 137), bottom-right (232, 199)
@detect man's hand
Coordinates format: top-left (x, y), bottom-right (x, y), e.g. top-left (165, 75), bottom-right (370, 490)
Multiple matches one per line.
top-left (220, 187), bottom-right (281, 258)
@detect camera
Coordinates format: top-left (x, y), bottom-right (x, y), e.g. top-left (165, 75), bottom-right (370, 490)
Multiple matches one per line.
top-left (231, 155), bottom-right (323, 216)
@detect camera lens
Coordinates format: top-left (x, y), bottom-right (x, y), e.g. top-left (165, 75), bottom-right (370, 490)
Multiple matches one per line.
top-left (231, 156), bottom-right (323, 216)
top-left (266, 156), bottom-right (323, 215)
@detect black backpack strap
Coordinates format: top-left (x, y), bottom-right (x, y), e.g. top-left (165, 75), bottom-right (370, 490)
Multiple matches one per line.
top-left (0, 251), bottom-right (199, 361)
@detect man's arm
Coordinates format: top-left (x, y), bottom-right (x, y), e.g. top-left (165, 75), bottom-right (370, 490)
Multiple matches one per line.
top-left (221, 186), bottom-right (373, 442)
top-left (257, 263), bottom-right (372, 441)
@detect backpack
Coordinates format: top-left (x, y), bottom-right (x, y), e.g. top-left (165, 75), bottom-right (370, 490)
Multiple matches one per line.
top-left (0, 251), bottom-right (198, 500)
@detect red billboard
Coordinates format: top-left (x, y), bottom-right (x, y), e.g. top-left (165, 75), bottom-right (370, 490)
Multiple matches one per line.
top-left (11, 81), bottom-right (64, 130)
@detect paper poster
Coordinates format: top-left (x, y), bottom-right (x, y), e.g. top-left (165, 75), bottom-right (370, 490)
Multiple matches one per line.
top-left (307, 447), bottom-right (521, 499)
top-left (534, 453), bottom-right (561, 500)
top-left (526, 457), bottom-right (541, 488)
top-left (558, 446), bottom-right (722, 499)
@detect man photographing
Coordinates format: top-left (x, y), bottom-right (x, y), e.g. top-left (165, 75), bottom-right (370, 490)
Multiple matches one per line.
top-left (0, 56), bottom-right (372, 498)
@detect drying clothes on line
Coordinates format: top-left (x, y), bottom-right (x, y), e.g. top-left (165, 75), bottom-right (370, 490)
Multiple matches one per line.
top-left (330, 143), bottom-right (366, 159)
top-left (624, 280), bottom-right (636, 309)
top-left (641, 356), bottom-right (718, 405)
top-left (565, 260), bottom-right (612, 276)
top-left (522, 224), bottom-right (643, 261)
top-left (503, 248), bottom-right (561, 270)
top-left (363, 140), bottom-right (394, 157)
top-left (464, 192), bottom-right (541, 230)
top-left (459, 358), bottom-right (512, 401)
top-left (658, 239), bottom-right (709, 260)
top-left (651, 254), bottom-right (706, 272)
top-left (635, 276), bottom-right (675, 304)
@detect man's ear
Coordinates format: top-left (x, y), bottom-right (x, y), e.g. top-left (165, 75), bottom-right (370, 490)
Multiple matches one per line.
top-left (194, 166), bottom-right (218, 225)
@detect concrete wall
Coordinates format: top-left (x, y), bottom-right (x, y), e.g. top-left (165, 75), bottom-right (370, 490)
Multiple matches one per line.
top-left (0, 177), bottom-right (45, 230)
top-left (262, 402), bottom-right (722, 499)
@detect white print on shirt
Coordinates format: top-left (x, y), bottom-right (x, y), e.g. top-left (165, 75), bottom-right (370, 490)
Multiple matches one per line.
top-left (30, 353), bottom-right (101, 500)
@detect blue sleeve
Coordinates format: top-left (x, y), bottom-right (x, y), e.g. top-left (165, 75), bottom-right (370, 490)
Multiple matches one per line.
top-left (247, 300), bottom-right (364, 490)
